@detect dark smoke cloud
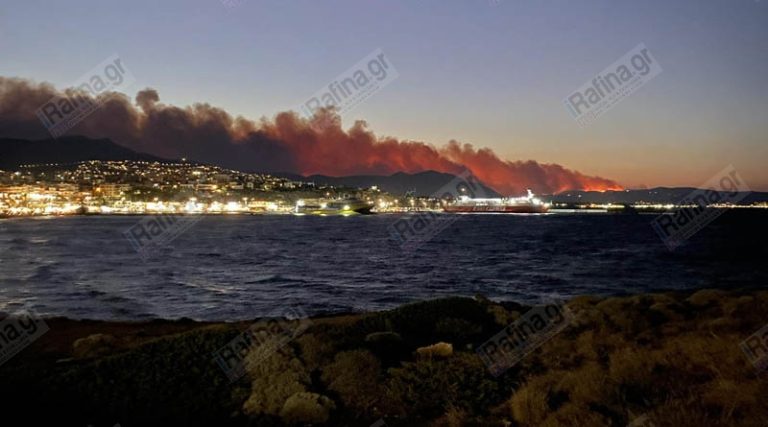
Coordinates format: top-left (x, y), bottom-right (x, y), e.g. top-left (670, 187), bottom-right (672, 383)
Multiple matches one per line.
top-left (0, 76), bottom-right (622, 194)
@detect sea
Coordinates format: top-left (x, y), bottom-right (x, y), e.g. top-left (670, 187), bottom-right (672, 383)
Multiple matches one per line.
top-left (0, 210), bottom-right (766, 320)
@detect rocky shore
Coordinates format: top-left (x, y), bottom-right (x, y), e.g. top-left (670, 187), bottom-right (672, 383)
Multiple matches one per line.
top-left (1, 288), bottom-right (767, 426)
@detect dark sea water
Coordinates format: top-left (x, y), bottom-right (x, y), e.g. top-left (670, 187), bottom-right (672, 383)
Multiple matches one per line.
top-left (1, 210), bottom-right (766, 320)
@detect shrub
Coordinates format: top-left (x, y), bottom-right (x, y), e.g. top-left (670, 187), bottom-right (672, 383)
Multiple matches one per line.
top-left (385, 353), bottom-right (501, 419)
top-left (321, 350), bottom-right (383, 413)
top-left (509, 378), bottom-right (553, 425)
top-left (371, 297), bottom-right (498, 347)
top-left (242, 346), bottom-right (311, 417)
top-left (72, 333), bottom-right (118, 359)
top-left (364, 331), bottom-right (408, 365)
top-left (49, 327), bottom-right (243, 425)
top-left (279, 392), bottom-right (335, 424)
top-left (295, 333), bottom-right (337, 371)
top-left (540, 402), bottom-right (611, 427)
top-left (687, 289), bottom-right (728, 308)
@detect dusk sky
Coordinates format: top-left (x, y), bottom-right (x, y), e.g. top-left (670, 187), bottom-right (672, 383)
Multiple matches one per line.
top-left (2, 0), bottom-right (767, 189)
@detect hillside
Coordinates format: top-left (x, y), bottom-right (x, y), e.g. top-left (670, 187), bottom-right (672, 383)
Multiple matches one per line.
top-left (0, 136), bottom-right (168, 169)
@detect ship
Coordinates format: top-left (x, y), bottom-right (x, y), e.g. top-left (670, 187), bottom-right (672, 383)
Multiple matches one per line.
top-left (294, 197), bottom-right (374, 215)
top-left (443, 189), bottom-right (549, 213)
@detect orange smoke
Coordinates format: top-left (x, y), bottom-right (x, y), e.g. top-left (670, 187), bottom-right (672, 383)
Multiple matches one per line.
top-left (440, 141), bottom-right (624, 194)
top-left (0, 77), bottom-right (622, 194)
top-left (258, 108), bottom-right (622, 194)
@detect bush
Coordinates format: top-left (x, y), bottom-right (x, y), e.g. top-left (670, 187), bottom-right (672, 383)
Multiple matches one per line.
top-left (364, 331), bottom-right (408, 365)
top-left (48, 327), bottom-right (243, 426)
top-left (501, 290), bottom-right (768, 427)
top-left (385, 353), bottom-right (501, 419)
top-left (369, 297), bottom-right (499, 348)
top-left (321, 350), bottom-right (383, 414)
top-left (279, 392), bottom-right (335, 424)
top-left (72, 333), bottom-right (118, 359)
top-left (243, 345), bottom-right (311, 417)
top-left (509, 377), bottom-right (554, 425)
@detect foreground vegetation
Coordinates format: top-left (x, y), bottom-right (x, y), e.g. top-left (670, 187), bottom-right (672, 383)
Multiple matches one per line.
top-left (1, 288), bottom-right (767, 426)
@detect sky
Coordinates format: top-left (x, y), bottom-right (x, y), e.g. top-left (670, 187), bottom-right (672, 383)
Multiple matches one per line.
top-left (1, 0), bottom-right (767, 190)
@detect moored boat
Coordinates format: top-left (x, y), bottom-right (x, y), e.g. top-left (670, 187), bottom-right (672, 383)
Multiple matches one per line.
top-left (294, 198), bottom-right (374, 215)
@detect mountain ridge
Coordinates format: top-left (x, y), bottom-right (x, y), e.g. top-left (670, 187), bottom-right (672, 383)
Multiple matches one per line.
top-left (0, 136), bottom-right (168, 169)
top-left (273, 171), bottom-right (502, 197)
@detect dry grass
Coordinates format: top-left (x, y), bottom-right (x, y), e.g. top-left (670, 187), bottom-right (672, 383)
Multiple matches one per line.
top-left (503, 289), bottom-right (768, 427)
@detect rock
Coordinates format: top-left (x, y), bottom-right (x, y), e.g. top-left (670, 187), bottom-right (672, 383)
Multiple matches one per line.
top-left (72, 333), bottom-right (118, 359)
top-left (416, 342), bottom-right (453, 358)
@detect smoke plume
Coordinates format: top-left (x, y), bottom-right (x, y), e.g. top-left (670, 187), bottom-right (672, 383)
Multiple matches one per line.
top-left (0, 77), bottom-right (622, 194)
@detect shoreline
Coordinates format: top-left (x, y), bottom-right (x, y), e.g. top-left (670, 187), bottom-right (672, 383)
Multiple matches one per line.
top-left (3, 205), bottom-right (767, 219)
top-left (12, 284), bottom-right (761, 324)
top-left (9, 284), bottom-right (768, 323)
top-left (3, 287), bottom-right (767, 426)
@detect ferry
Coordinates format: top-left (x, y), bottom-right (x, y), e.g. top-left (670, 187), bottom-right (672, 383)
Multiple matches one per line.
top-left (443, 189), bottom-right (549, 213)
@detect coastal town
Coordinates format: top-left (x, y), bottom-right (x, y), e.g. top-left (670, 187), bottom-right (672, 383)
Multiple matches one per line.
top-left (1, 160), bottom-right (766, 218)
top-left (0, 160), bottom-right (403, 216)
